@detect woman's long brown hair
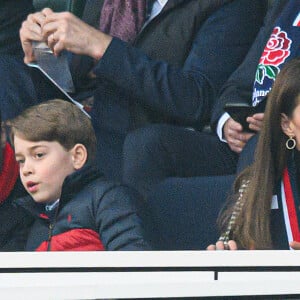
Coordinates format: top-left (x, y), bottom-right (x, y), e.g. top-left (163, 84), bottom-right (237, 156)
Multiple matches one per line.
top-left (219, 58), bottom-right (300, 249)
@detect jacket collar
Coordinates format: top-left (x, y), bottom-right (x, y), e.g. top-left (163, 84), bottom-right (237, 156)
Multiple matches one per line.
top-left (59, 164), bottom-right (103, 204)
top-left (162, 0), bottom-right (186, 12)
top-left (15, 164), bottom-right (104, 219)
top-left (83, 0), bottom-right (186, 25)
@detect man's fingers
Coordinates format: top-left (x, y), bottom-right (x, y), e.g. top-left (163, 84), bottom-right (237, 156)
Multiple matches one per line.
top-left (228, 119), bottom-right (243, 132)
top-left (248, 124), bottom-right (261, 132)
top-left (237, 132), bottom-right (254, 143)
top-left (23, 47), bottom-right (35, 64)
top-left (224, 118), bottom-right (244, 148)
top-left (247, 113), bottom-right (264, 132)
top-left (52, 40), bottom-right (64, 56)
top-left (252, 113), bottom-right (264, 121)
top-left (227, 130), bottom-right (253, 153)
top-left (20, 19), bottom-right (43, 41)
top-left (42, 22), bottom-right (58, 37)
top-left (228, 144), bottom-right (243, 154)
top-left (43, 11), bottom-right (74, 26)
top-left (28, 11), bottom-right (47, 27)
top-left (41, 7), bottom-right (54, 16)
top-left (20, 11), bottom-right (48, 63)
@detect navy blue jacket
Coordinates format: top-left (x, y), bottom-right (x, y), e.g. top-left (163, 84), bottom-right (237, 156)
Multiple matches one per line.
top-left (69, 0), bottom-right (266, 179)
top-left (84, 0), bottom-right (266, 132)
top-left (13, 165), bottom-right (151, 251)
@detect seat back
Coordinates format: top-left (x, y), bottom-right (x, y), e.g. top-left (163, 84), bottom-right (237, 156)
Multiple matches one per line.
top-left (33, 0), bottom-right (86, 18)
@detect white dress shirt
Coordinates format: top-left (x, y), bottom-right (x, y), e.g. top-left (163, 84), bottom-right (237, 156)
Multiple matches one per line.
top-left (217, 112), bottom-right (230, 142)
top-left (145, 0), bottom-right (168, 25)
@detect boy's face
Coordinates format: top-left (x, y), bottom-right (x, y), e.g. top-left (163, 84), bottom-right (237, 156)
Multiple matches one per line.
top-left (14, 135), bottom-right (76, 203)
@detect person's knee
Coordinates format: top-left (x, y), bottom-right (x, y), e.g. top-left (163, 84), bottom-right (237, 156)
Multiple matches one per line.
top-left (123, 124), bottom-right (171, 157)
top-left (122, 124), bottom-right (175, 194)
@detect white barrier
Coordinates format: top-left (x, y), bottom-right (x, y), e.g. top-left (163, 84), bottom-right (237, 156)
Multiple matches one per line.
top-left (0, 250), bottom-right (300, 299)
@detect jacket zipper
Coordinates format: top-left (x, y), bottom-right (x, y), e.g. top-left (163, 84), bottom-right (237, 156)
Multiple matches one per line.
top-left (46, 204), bottom-right (59, 251)
top-left (47, 223), bottom-right (54, 251)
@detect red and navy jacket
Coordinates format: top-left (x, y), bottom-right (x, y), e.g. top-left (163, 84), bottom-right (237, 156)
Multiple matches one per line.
top-left (14, 165), bottom-right (151, 251)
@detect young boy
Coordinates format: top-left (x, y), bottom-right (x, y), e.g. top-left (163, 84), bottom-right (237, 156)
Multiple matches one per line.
top-left (8, 99), bottom-right (151, 251)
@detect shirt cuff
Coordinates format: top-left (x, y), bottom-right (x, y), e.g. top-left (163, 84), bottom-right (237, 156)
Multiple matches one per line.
top-left (217, 113), bottom-right (230, 143)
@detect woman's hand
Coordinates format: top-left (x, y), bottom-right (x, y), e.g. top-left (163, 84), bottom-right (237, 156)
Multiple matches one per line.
top-left (290, 241), bottom-right (300, 250)
top-left (206, 240), bottom-right (238, 250)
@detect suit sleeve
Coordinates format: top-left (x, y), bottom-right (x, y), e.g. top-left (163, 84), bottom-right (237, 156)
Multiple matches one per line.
top-left (93, 0), bottom-right (266, 129)
top-left (95, 185), bottom-right (152, 251)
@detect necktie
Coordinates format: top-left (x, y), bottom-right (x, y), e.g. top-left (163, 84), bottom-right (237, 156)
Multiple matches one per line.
top-left (99, 0), bottom-right (148, 43)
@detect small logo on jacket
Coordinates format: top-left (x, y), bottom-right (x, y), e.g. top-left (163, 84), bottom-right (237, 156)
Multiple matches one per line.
top-left (67, 214), bottom-right (72, 223)
top-left (293, 12), bottom-right (300, 26)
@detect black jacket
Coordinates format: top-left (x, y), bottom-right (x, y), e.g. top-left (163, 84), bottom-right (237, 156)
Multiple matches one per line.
top-left (12, 165), bottom-right (151, 251)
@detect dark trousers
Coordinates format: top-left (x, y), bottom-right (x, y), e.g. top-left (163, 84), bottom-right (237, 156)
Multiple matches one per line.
top-left (141, 134), bottom-right (258, 250)
top-left (122, 124), bottom-right (239, 195)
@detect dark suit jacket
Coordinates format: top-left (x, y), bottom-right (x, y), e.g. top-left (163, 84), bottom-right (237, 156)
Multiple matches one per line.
top-left (66, 0), bottom-right (266, 179)
top-left (71, 0), bottom-right (267, 133)
top-left (210, 0), bottom-right (288, 131)
top-left (0, 0), bottom-right (34, 54)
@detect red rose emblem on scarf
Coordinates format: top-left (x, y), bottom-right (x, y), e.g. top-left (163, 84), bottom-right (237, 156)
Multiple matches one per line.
top-left (259, 27), bottom-right (291, 66)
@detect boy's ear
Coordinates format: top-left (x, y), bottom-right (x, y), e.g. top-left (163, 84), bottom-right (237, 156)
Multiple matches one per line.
top-left (281, 113), bottom-right (294, 137)
top-left (70, 144), bottom-right (88, 170)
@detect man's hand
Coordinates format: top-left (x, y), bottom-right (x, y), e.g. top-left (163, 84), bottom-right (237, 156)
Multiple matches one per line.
top-left (206, 240), bottom-right (238, 250)
top-left (247, 113), bottom-right (264, 132)
top-left (223, 118), bottom-right (254, 153)
top-left (19, 10), bottom-right (49, 63)
top-left (42, 9), bottom-right (112, 60)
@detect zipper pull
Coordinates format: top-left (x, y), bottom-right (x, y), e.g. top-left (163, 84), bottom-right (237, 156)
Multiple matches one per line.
top-left (47, 223), bottom-right (54, 251)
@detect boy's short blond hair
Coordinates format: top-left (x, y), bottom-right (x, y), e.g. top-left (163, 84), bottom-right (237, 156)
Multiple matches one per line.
top-left (9, 99), bottom-right (96, 163)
